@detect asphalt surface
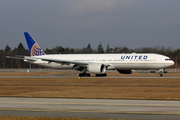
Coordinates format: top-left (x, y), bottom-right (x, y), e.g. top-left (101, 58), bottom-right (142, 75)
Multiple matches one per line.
top-left (0, 76), bottom-right (180, 78)
top-left (0, 97), bottom-right (180, 120)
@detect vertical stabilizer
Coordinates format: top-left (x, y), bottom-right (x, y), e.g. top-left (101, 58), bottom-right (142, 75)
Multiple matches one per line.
top-left (24, 32), bottom-right (45, 56)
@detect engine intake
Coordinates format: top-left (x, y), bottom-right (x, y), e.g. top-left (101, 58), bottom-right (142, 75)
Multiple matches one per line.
top-left (88, 63), bottom-right (106, 74)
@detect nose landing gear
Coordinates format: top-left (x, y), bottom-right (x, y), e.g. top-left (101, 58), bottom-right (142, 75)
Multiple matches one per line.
top-left (158, 69), bottom-right (164, 77)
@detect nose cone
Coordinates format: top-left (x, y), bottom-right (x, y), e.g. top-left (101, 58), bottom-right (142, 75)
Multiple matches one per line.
top-left (168, 60), bottom-right (175, 67)
top-left (165, 59), bottom-right (174, 68)
top-left (171, 60), bottom-right (175, 66)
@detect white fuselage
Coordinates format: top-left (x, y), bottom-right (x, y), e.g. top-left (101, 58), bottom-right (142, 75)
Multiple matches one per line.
top-left (26, 53), bottom-right (174, 70)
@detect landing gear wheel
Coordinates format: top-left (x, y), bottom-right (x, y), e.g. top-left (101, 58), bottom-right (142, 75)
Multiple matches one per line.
top-left (158, 69), bottom-right (164, 77)
top-left (79, 73), bottom-right (83, 77)
top-left (79, 73), bottom-right (91, 77)
top-left (87, 73), bottom-right (90, 77)
top-left (158, 73), bottom-right (163, 77)
top-left (95, 73), bottom-right (107, 77)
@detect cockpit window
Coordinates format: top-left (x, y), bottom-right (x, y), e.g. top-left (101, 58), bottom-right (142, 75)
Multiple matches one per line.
top-left (165, 59), bottom-right (172, 61)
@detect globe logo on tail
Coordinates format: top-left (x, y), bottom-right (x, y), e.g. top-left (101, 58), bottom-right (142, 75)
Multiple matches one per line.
top-left (31, 43), bottom-right (45, 56)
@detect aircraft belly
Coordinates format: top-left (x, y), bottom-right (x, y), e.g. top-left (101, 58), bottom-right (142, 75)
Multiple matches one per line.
top-left (113, 63), bottom-right (166, 70)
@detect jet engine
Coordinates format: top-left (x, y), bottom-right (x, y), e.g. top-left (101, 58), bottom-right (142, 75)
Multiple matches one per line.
top-left (117, 70), bottom-right (134, 74)
top-left (88, 63), bottom-right (106, 74)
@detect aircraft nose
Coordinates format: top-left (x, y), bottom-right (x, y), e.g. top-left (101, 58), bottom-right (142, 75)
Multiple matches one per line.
top-left (171, 60), bottom-right (175, 66)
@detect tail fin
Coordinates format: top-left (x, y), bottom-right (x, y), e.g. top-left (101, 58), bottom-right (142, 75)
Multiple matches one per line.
top-left (24, 32), bottom-right (46, 56)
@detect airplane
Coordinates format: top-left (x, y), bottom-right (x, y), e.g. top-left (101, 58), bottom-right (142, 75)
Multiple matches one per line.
top-left (7, 32), bottom-right (174, 77)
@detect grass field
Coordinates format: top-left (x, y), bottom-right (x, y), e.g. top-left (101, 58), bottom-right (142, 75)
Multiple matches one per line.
top-left (0, 116), bottom-right (128, 120)
top-left (0, 71), bottom-right (180, 100)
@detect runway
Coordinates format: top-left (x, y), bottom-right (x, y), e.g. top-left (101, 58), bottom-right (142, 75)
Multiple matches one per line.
top-left (0, 97), bottom-right (180, 119)
top-left (0, 76), bottom-right (180, 79)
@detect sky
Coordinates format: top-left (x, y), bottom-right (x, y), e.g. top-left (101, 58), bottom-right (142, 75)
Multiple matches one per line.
top-left (1, 0), bottom-right (180, 51)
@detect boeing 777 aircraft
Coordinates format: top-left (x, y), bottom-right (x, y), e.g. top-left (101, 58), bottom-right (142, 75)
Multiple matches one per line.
top-left (7, 32), bottom-right (174, 77)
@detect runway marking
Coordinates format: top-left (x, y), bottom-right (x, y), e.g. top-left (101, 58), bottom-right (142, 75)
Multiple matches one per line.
top-left (0, 108), bottom-right (180, 115)
top-left (0, 101), bottom-right (180, 107)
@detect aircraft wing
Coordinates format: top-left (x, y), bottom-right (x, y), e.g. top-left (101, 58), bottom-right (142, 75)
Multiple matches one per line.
top-left (7, 55), bottom-right (90, 65)
top-left (24, 56), bottom-right (109, 67)
top-left (7, 55), bottom-right (109, 69)
top-left (24, 56), bottom-right (90, 66)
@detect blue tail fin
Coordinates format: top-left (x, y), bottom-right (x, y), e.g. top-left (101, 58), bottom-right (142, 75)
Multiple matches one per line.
top-left (24, 32), bottom-right (46, 56)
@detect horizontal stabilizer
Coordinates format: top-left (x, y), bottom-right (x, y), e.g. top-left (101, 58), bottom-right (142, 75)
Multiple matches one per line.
top-left (6, 56), bottom-right (24, 60)
top-left (6, 56), bottom-right (37, 62)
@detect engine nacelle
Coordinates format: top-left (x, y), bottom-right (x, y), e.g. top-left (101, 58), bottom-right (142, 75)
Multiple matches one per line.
top-left (88, 63), bottom-right (106, 74)
top-left (117, 70), bottom-right (134, 74)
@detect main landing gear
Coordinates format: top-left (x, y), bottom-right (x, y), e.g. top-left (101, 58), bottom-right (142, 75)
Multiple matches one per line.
top-left (158, 69), bottom-right (164, 77)
top-left (79, 72), bottom-right (90, 77)
top-left (78, 73), bottom-right (107, 77)
top-left (95, 73), bottom-right (107, 77)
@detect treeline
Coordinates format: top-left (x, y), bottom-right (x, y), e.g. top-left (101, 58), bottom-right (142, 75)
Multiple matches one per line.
top-left (0, 42), bottom-right (179, 68)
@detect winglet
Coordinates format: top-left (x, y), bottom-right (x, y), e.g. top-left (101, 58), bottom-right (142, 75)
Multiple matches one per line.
top-left (24, 32), bottom-right (46, 56)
